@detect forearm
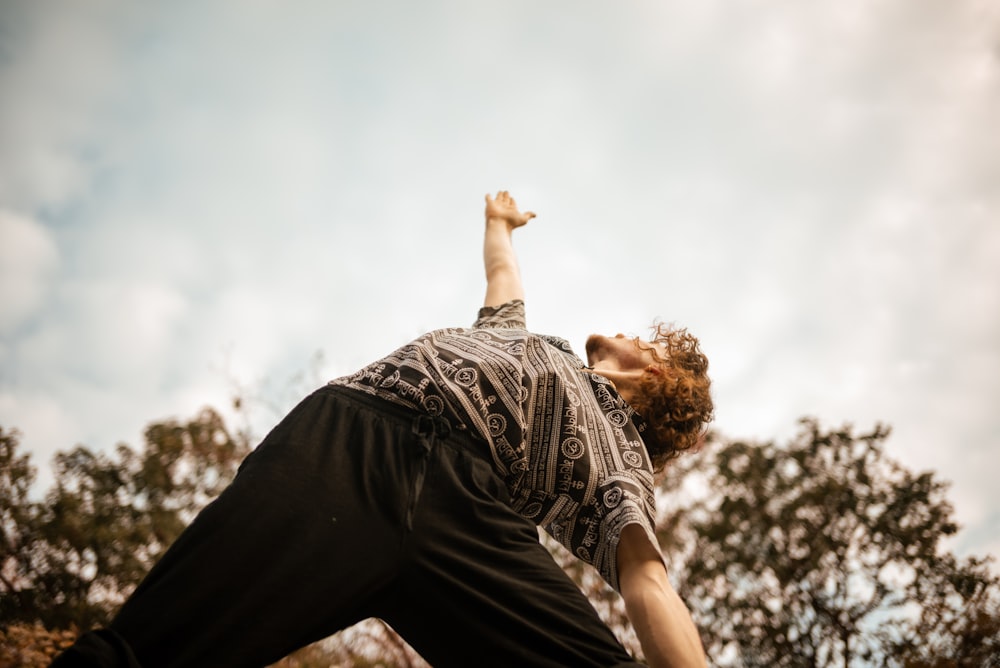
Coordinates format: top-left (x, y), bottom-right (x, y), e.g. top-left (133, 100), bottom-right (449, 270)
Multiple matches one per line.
top-left (483, 218), bottom-right (524, 307)
top-left (618, 524), bottom-right (706, 668)
top-left (622, 570), bottom-right (706, 668)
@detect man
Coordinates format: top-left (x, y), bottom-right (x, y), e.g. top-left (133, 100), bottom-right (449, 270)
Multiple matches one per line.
top-left (54, 191), bottom-right (712, 667)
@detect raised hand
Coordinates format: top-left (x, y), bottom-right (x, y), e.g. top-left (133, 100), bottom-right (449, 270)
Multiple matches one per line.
top-left (485, 190), bottom-right (536, 229)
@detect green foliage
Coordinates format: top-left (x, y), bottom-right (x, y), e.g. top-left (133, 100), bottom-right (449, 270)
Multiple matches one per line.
top-left (0, 622), bottom-right (78, 667)
top-left (891, 552), bottom-right (1000, 667)
top-left (0, 410), bottom-right (250, 630)
top-left (1, 427), bottom-right (40, 622)
top-left (4, 411), bottom-right (999, 667)
top-left (656, 419), bottom-right (1000, 667)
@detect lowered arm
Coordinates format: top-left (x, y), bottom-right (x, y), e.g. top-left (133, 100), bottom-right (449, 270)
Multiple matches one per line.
top-left (617, 524), bottom-right (707, 668)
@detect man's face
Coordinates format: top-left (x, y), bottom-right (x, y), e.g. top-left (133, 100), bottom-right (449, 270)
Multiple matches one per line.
top-left (585, 334), bottom-right (665, 372)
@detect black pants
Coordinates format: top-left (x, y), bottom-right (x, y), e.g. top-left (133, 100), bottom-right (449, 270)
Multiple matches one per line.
top-left (53, 386), bottom-right (640, 667)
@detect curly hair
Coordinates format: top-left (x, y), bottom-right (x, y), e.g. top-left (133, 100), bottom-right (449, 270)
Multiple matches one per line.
top-left (628, 323), bottom-right (714, 472)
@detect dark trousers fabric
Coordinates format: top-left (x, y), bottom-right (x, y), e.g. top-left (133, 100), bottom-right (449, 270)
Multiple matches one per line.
top-left (52, 386), bottom-right (640, 667)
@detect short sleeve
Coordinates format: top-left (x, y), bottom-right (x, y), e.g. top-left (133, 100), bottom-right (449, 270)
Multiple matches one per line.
top-left (473, 299), bottom-right (526, 330)
top-left (544, 482), bottom-right (661, 593)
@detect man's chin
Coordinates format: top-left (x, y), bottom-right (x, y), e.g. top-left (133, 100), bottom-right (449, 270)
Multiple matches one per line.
top-left (584, 334), bottom-right (605, 364)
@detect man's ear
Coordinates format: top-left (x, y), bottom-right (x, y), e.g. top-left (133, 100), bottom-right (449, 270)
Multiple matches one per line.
top-left (645, 365), bottom-right (661, 376)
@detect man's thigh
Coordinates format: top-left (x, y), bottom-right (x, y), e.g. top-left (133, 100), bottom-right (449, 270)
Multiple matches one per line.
top-left (111, 389), bottom-right (419, 667)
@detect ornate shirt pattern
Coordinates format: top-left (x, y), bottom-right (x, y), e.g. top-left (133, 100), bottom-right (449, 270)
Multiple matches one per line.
top-left (329, 300), bottom-right (659, 591)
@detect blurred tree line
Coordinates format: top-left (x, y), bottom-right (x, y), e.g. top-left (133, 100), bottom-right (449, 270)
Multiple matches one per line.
top-left (2, 409), bottom-right (998, 666)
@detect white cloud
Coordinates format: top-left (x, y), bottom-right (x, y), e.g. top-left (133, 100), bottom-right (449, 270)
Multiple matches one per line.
top-left (0, 211), bottom-right (59, 334)
top-left (0, 0), bottom-right (998, 569)
top-left (0, 0), bottom-right (123, 209)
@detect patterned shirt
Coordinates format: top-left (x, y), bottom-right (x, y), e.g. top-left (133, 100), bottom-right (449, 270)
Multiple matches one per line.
top-left (329, 300), bottom-right (660, 591)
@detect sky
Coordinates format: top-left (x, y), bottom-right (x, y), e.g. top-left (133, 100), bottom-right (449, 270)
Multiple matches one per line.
top-left (1, 0), bottom-right (998, 564)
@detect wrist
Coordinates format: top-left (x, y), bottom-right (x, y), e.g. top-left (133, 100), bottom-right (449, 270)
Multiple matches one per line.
top-left (485, 217), bottom-right (515, 232)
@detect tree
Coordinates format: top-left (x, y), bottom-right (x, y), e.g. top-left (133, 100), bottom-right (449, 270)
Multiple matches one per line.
top-left (0, 409), bottom-right (250, 630)
top-left (890, 551), bottom-right (1000, 667)
top-left (7, 411), bottom-right (998, 667)
top-left (655, 419), bottom-right (1000, 667)
top-left (1, 427), bottom-right (42, 623)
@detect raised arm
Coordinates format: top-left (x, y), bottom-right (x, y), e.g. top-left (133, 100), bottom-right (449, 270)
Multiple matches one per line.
top-left (483, 190), bottom-right (535, 308)
top-left (617, 525), bottom-right (707, 668)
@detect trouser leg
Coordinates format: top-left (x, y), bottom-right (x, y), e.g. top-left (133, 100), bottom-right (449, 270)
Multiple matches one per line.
top-left (54, 387), bottom-right (424, 668)
top-left (380, 440), bottom-right (642, 668)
